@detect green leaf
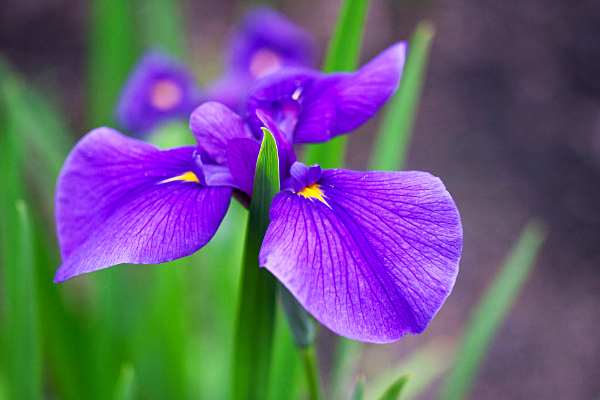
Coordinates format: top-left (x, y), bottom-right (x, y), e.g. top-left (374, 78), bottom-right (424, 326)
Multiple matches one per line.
top-left (136, 0), bottom-right (185, 57)
top-left (267, 309), bottom-right (303, 400)
top-left (349, 377), bottom-right (366, 400)
top-left (279, 284), bottom-right (315, 349)
top-left (0, 200), bottom-right (42, 400)
top-left (438, 219), bottom-right (548, 400)
top-left (329, 337), bottom-right (363, 400)
top-left (88, 0), bottom-right (138, 128)
top-left (232, 129), bottom-right (280, 400)
top-left (113, 363), bottom-right (137, 400)
top-left (370, 20), bottom-right (435, 171)
top-left (366, 339), bottom-right (454, 400)
top-left (302, 0), bottom-right (370, 169)
top-left (377, 375), bottom-right (409, 400)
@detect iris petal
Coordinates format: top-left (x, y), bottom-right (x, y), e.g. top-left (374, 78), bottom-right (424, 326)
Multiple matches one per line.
top-left (189, 101), bottom-right (254, 165)
top-left (54, 127), bottom-right (231, 282)
top-left (115, 51), bottom-right (202, 136)
top-left (259, 169), bottom-right (462, 343)
top-left (294, 41), bottom-right (407, 143)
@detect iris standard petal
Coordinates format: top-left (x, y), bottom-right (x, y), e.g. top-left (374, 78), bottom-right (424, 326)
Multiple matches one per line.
top-left (54, 127), bottom-right (231, 282)
top-left (294, 41), bottom-right (407, 143)
top-left (115, 51), bottom-right (203, 136)
top-left (259, 169), bottom-right (462, 343)
top-left (189, 101), bottom-right (254, 165)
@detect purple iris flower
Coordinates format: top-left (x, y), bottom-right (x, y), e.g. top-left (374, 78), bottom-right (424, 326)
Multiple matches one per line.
top-left (260, 162), bottom-right (462, 343)
top-left (206, 7), bottom-right (317, 111)
top-left (245, 41), bottom-right (407, 148)
top-left (115, 51), bottom-right (203, 136)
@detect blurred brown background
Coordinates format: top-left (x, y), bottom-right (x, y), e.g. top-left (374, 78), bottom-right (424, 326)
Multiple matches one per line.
top-left (1, 0), bottom-right (599, 398)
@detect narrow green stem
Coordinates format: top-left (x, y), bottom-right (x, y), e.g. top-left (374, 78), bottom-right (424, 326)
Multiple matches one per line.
top-left (300, 347), bottom-right (321, 400)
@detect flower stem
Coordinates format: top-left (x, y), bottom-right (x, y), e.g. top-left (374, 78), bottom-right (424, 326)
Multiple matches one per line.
top-left (300, 347), bottom-right (321, 400)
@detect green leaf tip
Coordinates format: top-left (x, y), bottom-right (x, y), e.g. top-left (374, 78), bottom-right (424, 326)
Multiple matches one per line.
top-left (349, 376), bottom-right (366, 400)
top-left (438, 219), bottom-right (547, 400)
top-left (377, 374), bottom-right (410, 400)
top-left (370, 19), bottom-right (437, 172)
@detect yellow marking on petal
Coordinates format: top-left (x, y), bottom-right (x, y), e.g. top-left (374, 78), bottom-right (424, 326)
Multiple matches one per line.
top-left (150, 79), bottom-right (183, 111)
top-left (159, 171), bottom-right (199, 184)
top-left (297, 183), bottom-right (329, 206)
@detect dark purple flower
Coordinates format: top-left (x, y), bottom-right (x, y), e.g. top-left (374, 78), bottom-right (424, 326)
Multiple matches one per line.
top-left (54, 126), bottom-right (234, 283)
top-left (246, 41), bottom-right (407, 148)
top-left (115, 51), bottom-right (203, 136)
top-left (260, 162), bottom-right (463, 343)
top-left (206, 7), bottom-right (317, 111)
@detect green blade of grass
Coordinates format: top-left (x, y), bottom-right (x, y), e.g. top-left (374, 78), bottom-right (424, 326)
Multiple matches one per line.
top-left (232, 129), bottom-right (280, 400)
top-left (438, 219), bottom-right (548, 400)
top-left (377, 375), bottom-right (409, 400)
top-left (267, 308), bottom-right (303, 400)
top-left (88, 0), bottom-right (138, 128)
top-left (349, 377), bottom-right (366, 400)
top-left (302, 0), bottom-right (370, 169)
top-left (0, 200), bottom-right (42, 400)
top-left (136, 0), bottom-right (185, 57)
top-left (370, 21), bottom-right (435, 171)
top-left (366, 338), bottom-right (454, 400)
top-left (113, 363), bottom-right (137, 400)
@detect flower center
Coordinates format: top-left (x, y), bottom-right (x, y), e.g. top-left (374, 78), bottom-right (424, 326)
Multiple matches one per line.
top-left (297, 183), bottom-right (328, 205)
top-left (150, 79), bottom-right (183, 111)
top-left (249, 48), bottom-right (282, 79)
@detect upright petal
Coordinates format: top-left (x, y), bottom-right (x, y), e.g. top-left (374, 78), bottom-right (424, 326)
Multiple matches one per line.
top-left (189, 101), bottom-right (254, 165)
top-left (294, 42), bottom-right (407, 143)
top-left (115, 51), bottom-right (203, 136)
top-left (55, 127), bottom-right (231, 282)
top-left (259, 169), bottom-right (462, 343)
top-left (246, 68), bottom-right (320, 139)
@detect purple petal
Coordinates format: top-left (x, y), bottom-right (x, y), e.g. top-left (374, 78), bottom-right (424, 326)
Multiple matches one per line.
top-left (227, 138), bottom-right (261, 196)
top-left (204, 74), bottom-right (252, 114)
top-left (189, 101), bottom-right (254, 165)
top-left (54, 127), bottom-right (231, 282)
top-left (259, 169), bottom-right (462, 343)
top-left (224, 7), bottom-right (317, 79)
top-left (115, 51), bottom-right (203, 136)
top-left (305, 164), bottom-right (323, 186)
top-left (226, 137), bottom-right (297, 196)
top-left (246, 67), bottom-right (321, 138)
top-left (289, 162), bottom-right (310, 192)
top-left (294, 41), bottom-right (407, 143)
top-left (256, 109), bottom-right (293, 150)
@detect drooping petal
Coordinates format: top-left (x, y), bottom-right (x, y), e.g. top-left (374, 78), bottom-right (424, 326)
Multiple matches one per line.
top-left (259, 169), bottom-right (462, 343)
top-left (54, 127), bottom-right (231, 282)
top-left (115, 51), bottom-right (203, 136)
top-left (189, 101), bottom-right (254, 165)
top-left (294, 41), bottom-right (407, 143)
